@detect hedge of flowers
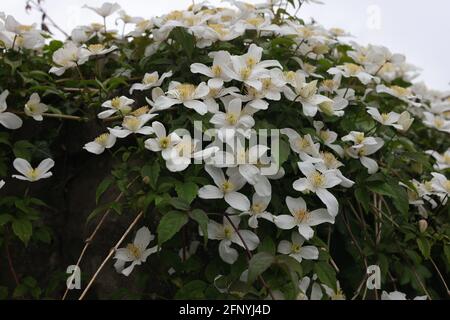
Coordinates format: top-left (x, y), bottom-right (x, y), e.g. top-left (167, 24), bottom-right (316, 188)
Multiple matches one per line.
top-left (0, 0), bottom-right (448, 300)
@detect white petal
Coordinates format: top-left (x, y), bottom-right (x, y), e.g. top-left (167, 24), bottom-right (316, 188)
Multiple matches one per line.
top-left (274, 215), bottom-right (296, 230)
top-left (198, 185), bottom-right (223, 199)
top-left (219, 240), bottom-right (238, 264)
top-left (315, 188), bottom-right (339, 217)
top-left (224, 191), bottom-right (251, 211)
top-left (0, 112), bottom-right (23, 130)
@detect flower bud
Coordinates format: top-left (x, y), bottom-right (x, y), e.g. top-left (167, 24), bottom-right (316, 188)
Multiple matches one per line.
top-left (142, 176), bottom-right (150, 185)
top-left (418, 219), bottom-right (428, 233)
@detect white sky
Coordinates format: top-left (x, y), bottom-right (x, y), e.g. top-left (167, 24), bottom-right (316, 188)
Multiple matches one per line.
top-left (2, 0), bottom-right (449, 91)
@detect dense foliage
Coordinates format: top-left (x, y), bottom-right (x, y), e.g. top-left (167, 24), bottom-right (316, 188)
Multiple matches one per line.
top-left (0, 0), bottom-right (448, 300)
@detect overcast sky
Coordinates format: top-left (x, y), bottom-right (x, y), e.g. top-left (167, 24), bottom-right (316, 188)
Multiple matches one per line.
top-left (3, 0), bottom-right (449, 91)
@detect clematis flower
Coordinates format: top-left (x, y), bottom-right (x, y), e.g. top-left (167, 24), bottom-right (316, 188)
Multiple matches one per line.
top-left (190, 51), bottom-right (233, 88)
top-left (293, 162), bottom-right (342, 216)
top-left (422, 112), bottom-right (450, 134)
top-left (322, 281), bottom-right (346, 300)
top-left (315, 152), bottom-right (354, 188)
top-left (366, 107), bottom-right (403, 130)
top-left (82, 43), bottom-right (118, 59)
top-left (210, 97), bottom-right (255, 141)
top-left (430, 172), bottom-right (450, 196)
top-left (203, 82), bottom-right (240, 114)
top-left (281, 129), bottom-right (321, 161)
top-left (84, 133), bottom-right (116, 155)
top-left (277, 232), bottom-right (319, 263)
top-left (108, 114), bottom-right (157, 138)
top-left (144, 121), bottom-right (181, 159)
top-left (84, 2), bottom-right (121, 18)
top-left (341, 131), bottom-right (378, 149)
top-left (346, 137), bottom-right (384, 174)
top-left (376, 84), bottom-right (420, 106)
top-left (203, 215), bottom-right (259, 264)
top-left (328, 63), bottom-right (373, 85)
top-left (49, 42), bottom-right (90, 76)
top-left (24, 93), bottom-right (48, 121)
top-left (113, 226), bottom-right (158, 276)
top-left (98, 96), bottom-right (134, 119)
top-left (274, 196), bottom-right (335, 239)
top-left (283, 71), bottom-right (332, 117)
top-left (240, 193), bottom-right (274, 228)
top-left (129, 71), bottom-right (173, 94)
top-left (12, 158), bottom-right (54, 182)
top-left (313, 121), bottom-right (344, 157)
top-left (0, 90), bottom-right (22, 129)
top-left (198, 165), bottom-right (250, 211)
top-left (155, 81), bottom-right (210, 115)
top-left (397, 111), bottom-right (414, 132)
top-left (165, 136), bottom-right (218, 172)
top-left (426, 149), bottom-right (450, 171)
top-left (381, 291), bottom-right (427, 301)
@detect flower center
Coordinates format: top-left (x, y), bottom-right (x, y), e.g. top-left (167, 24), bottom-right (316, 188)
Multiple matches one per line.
top-left (251, 203), bottom-right (264, 214)
top-left (240, 67), bottom-right (252, 80)
top-left (391, 85), bottom-right (409, 97)
top-left (27, 169), bottom-right (39, 181)
top-left (434, 117), bottom-right (444, 128)
top-left (310, 171), bottom-right (325, 188)
top-left (211, 65), bottom-right (222, 77)
top-left (246, 17), bottom-right (264, 27)
top-left (88, 44), bottom-right (105, 54)
top-left (345, 63), bottom-right (363, 75)
top-left (226, 113), bottom-right (238, 125)
top-left (159, 137), bottom-right (171, 149)
top-left (126, 244), bottom-right (142, 259)
top-left (223, 226), bottom-right (234, 239)
top-left (177, 84), bottom-right (196, 101)
top-left (381, 113), bottom-right (390, 123)
top-left (294, 209), bottom-right (310, 223)
top-left (123, 117), bottom-right (141, 131)
top-left (221, 180), bottom-right (234, 193)
top-left (291, 243), bottom-right (302, 253)
top-left (95, 133), bottom-right (110, 146)
top-left (111, 97), bottom-right (121, 109)
top-left (444, 154), bottom-right (450, 165)
top-left (143, 74), bottom-right (158, 85)
top-left (355, 133), bottom-right (365, 144)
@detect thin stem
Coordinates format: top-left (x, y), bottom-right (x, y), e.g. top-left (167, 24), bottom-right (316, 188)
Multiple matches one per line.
top-left (429, 257), bottom-right (450, 296)
top-left (5, 232), bottom-right (20, 286)
top-left (27, 0), bottom-right (70, 38)
top-left (78, 211), bottom-right (144, 300)
top-left (224, 214), bottom-right (275, 300)
top-left (62, 178), bottom-right (137, 300)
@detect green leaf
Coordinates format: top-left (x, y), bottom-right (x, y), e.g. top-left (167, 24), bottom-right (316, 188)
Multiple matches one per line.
top-left (314, 262), bottom-right (337, 291)
top-left (416, 238), bottom-right (431, 260)
top-left (170, 27), bottom-right (195, 59)
top-left (12, 218), bottom-right (33, 245)
top-left (176, 182), bottom-right (198, 204)
top-left (170, 197), bottom-right (190, 211)
top-left (0, 214), bottom-right (13, 226)
top-left (189, 209), bottom-right (208, 245)
top-left (157, 211), bottom-right (188, 245)
top-left (247, 252), bottom-right (275, 284)
top-left (175, 280), bottom-right (206, 299)
top-left (354, 187), bottom-right (370, 213)
top-left (96, 177), bottom-right (114, 204)
top-left (13, 140), bottom-right (35, 161)
top-left (141, 162), bottom-right (160, 190)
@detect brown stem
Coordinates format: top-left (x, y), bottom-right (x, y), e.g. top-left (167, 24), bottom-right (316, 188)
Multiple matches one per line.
top-left (62, 178), bottom-right (137, 300)
top-left (78, 211), bottom-right (144, 300)
top-left (5, 232), bottom-right (20, 286)
top-left (27, 0), bottom-right (70, 38)
top-left (224, 214), bottom-right (276, 300)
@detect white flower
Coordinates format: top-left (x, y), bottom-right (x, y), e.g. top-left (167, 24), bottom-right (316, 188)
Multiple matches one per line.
top-left (113, 226), bottom-right (158, 276)
top-left (281, 129), bottom-right (321, 161)
top-left (0, 180), bottom-right (5, 190)
top-left (84, 2), bottom-right (121, 18)
top-left (203, 82), bottom-right (240, 114)
top-left (313, 121), bottom-right (344, 157)
top-left (198, 165), bottom-right (250, 211)
top-left (210, 98), bottom-right (255, 141)
top-left (381, 291), bottom-right (427, 301)
top-left (144, 121), bottom-right (181, 159)
top-left (397, 111), bottom-right (414, 132)
top-left (274, 196), bottom-right (335, 239)
top-left (322, 281), bottom-right (346, 300)
top-left (24, 93), bottom-right (48, 121)
top-left (0, 90), bottom-right (22, 129)
top-left (49, 42), bottom-right (90, 76)
top-left (129, 71), bottom-right (173, 94)
top-left (422, 112), bottom-right (450, 134)
top-left (317, 97), bottom-right (348, 117)
top-left (108, 114), bottom-right (157, 138)
top-left (341, 131), bottom-right (378, 149)
top-left (283, 71), bottom-right (331, 117)
top-left (426, 149), bottom-right (450, 171)
top-left (366, 106), bottom-right (403, 130)
top-left (293, 162), bottom-right (342, 216)
top-left (328, 63), bottom-right (373, 85)
top-left (165, 136), bottom-right (218, 172)
top-left (277, 232), bottom-right (319, 263)
top-left (12, 158), bottom-right (54, 182)
top-left (376, 84), bottom-right (420, 106)
top-left (84, 133), bottom-right (116, 155)
top-left (240, 193), bottom-right (274, 228)
top-left (155, 81), bottom-right (210, 115)
top-left (430, 172), bottom-right (450, 196)
top-left (98, 96), bottom-right (134, 119)
top-left (315, 152), bottom-right (354, 188)
top-left (346, 137), bottom-right (385, 174)
top-left (83, 43), bottom-right (117, 59)
top-left (190, 51), bottom-right (233, 88)
top-left (203, 215), bottom-right (259, 264)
